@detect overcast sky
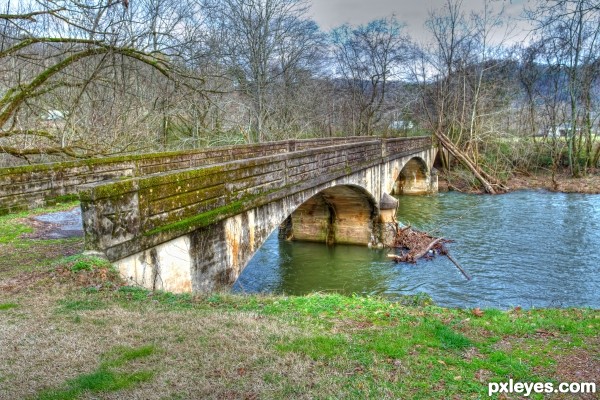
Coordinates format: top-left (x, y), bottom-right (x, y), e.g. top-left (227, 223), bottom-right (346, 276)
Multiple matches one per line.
top-left (309, 0), bottom-right (532, 43)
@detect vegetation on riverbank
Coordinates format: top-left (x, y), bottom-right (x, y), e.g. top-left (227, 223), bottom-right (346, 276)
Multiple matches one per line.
top-left (439, 167), bottom-right (600, 195)
top-left (1, 203), bottom-right (598, 399)
top-left (435, 134), bottom-right (600, 194)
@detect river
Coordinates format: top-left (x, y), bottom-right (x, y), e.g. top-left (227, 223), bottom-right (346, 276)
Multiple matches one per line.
top-left (233, 190), bottom-right (600, 309)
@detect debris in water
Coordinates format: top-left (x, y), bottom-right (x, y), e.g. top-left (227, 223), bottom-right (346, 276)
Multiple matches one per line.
top-left (386, 224), bottom-right (471, 280)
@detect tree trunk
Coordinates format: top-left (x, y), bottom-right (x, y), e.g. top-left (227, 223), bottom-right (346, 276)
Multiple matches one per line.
top-left (434, 130), bottom-right (501, 194)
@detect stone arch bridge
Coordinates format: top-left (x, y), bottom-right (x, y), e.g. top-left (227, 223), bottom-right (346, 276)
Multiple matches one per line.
top-left (78, 137), bottom-right (437, 293)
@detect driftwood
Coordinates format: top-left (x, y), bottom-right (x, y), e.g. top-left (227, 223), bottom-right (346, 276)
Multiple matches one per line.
top-left (387, 226), bottom-right (447, 263)
top-left (387, 224), bottom-right (470, 280)
top-left (387, 237), bottom-right (444, 263)
top-left (443, 250), bottom-right (471, 281)
top-left (414, 237), bottom-right (445, 259)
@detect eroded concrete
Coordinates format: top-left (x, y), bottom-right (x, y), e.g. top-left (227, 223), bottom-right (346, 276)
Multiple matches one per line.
top-left (115, 235), bottom-right (193, 293)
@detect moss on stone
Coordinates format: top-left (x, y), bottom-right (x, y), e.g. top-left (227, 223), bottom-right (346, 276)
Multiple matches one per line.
top-left (45, 193), bottom-right (80, 205)
top-left (142, 184), bottom-right (287, 238)
top-left (0, 139), bottom-right (295, 178)
top-left (144, 199), bottom-right (246, 237)
top-left (80, 179), bottom-right (139, 201)
top-left (139, 164), bottom-right (229, 191)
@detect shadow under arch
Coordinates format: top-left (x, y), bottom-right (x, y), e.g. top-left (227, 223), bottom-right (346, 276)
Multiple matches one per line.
top-left (393, 156), bottom-right (432, 195)
top-left (195, 183), bottom-right (383, 291)
top-left (233, 184), bottom-right (385, 294)
top-left (281, 184), bottom-right (379, 246)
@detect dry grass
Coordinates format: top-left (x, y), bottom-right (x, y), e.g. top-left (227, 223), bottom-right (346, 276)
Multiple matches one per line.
top-left (1, 277), bottom-right (598, 399)
top-left (439, 168), bottom-right (600, 194)
top-left (0, 285), bottom-right (341, 400)
top-left (507, 170), bottom-right (600, 194)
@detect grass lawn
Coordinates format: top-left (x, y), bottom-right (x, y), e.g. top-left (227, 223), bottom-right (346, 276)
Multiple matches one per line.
top-left (0, 204), bottom-right (598, 399)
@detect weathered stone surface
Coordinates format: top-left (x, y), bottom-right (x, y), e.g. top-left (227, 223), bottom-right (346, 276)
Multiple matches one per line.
top-left (393, 157), bottom-right (438, 195)
top-left (0, 137), bottom-right (374, 214)
top-left (80, 181), bottom-right (141, 251)
top-left (52, 137), bottom-right (437, 293)
top-left (380, 192), bottom-right (399, 210)
top-left (291, 194), bottom-right (332, 243)
top-left (115, 236), bottom-right (193, 292)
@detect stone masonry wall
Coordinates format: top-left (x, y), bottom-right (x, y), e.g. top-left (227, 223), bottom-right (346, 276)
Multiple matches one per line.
top-left (0, 136), bottom-right (371, 215)
top-left (80, 137), bottom-right (433, 263)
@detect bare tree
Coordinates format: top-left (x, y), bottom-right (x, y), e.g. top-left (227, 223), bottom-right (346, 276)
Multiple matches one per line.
top-left (412, 0), bottom-right (512, 193)
top-left (0, 0), bottom-right (206, 163)
top-left (528, 0), bottom-right (600, 175)
top-left (203, 0), bottom-right (325, 143)
top-left (330, 16), bottom-right (409, 136)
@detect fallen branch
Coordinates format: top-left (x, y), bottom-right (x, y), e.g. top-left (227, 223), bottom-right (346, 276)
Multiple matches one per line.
top-left (444, 251), bottom-right (471, 281)
top-left (399, 225), bottom-right (412, 233)
top-left (413, 237), bottom-right (444, 259)
top-left (387, 224), bottom-right (445, 262)
top-left (434, 130), bottom-right (509, 194)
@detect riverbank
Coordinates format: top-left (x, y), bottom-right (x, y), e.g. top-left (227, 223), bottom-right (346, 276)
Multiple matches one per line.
top-left (1, 204), bottom-right (598, 399)
top-left (440, 168), bottom-right (600, 194)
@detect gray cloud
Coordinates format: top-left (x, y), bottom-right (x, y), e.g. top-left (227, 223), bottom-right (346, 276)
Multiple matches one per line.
top-left (309, 0), bottom-right (532, 43)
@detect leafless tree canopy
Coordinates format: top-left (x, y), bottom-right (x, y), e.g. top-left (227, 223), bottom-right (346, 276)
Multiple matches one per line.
top-left (1, 0), bottom-right (599, 178)
top-left (0, 0), bottom-right (208, 163)
top-left (331, 17), bottom-right (410, 136)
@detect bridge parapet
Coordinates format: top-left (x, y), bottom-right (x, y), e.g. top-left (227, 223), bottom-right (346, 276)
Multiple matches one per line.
top-left (383, 137), bottom-right (433, 159)
top-left (0, 136), bottom-right (374, 215)
top-left (80, 137), bottom-right (433, 262)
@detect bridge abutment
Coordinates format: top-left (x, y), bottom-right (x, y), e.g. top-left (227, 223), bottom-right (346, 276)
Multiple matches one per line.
top-left (290, 186), bottom-right (376, 245)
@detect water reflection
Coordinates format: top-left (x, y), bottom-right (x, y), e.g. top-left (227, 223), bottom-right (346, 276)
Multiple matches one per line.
top-left (234, 191), bottom-right (600, 309)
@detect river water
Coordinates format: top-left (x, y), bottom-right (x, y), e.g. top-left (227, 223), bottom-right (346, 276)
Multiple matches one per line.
top-left (233, 190), bottom-right (600, 309)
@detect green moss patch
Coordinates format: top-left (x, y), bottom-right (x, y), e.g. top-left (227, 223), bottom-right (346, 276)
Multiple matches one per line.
top-left (0, 217), bottom-right (33, 243)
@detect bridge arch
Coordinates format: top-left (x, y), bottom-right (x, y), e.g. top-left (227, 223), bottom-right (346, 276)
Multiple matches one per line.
top-left (283, 184), bottom-right (378, 246)
top-left (392, 156), bottom-right (434, 195)
top-left (213, 183), bottom-right (380, 291)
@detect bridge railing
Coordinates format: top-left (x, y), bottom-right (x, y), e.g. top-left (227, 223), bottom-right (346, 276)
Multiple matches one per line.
top-left (0, 136), bottom-right (378, 215)
top-left (79, 137), bottom-right (432, 261)
top-left (383, 137), bottom-right (433, 159)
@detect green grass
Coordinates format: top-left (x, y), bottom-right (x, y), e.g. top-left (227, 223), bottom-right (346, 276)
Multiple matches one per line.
top-left (0, 286), bottom-right (596, 399)
top-left (36, 370), bottom-right (154, 400)
top-left (0, 302), bottom-right (18, 310)
top-left (61, 254), bottom-right (114, 273)
top-left (276, 335), bottom-right (349, 360)
top-left (0, 214), bottom-right (33, 243)
top-left (0, 202), bottom-right (83, 280)
top-left (56, 298), bottom-right (107, 312)
top-left (101, 345), bottom-right (157, 368)
top-left (430, 320), bottom-right (472, 349)
top-left (53, 289), bottom-right (598, 397)
top-left (0, 203), bottom-right (597, 399)
top-left (34, 345), bottom-right (156, 400)
top-left (114, 286), bottom-right (196, 310)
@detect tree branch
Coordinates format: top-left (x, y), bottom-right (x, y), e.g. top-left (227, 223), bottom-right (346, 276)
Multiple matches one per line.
top-left (0, 8), bottom-right (66, 21)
